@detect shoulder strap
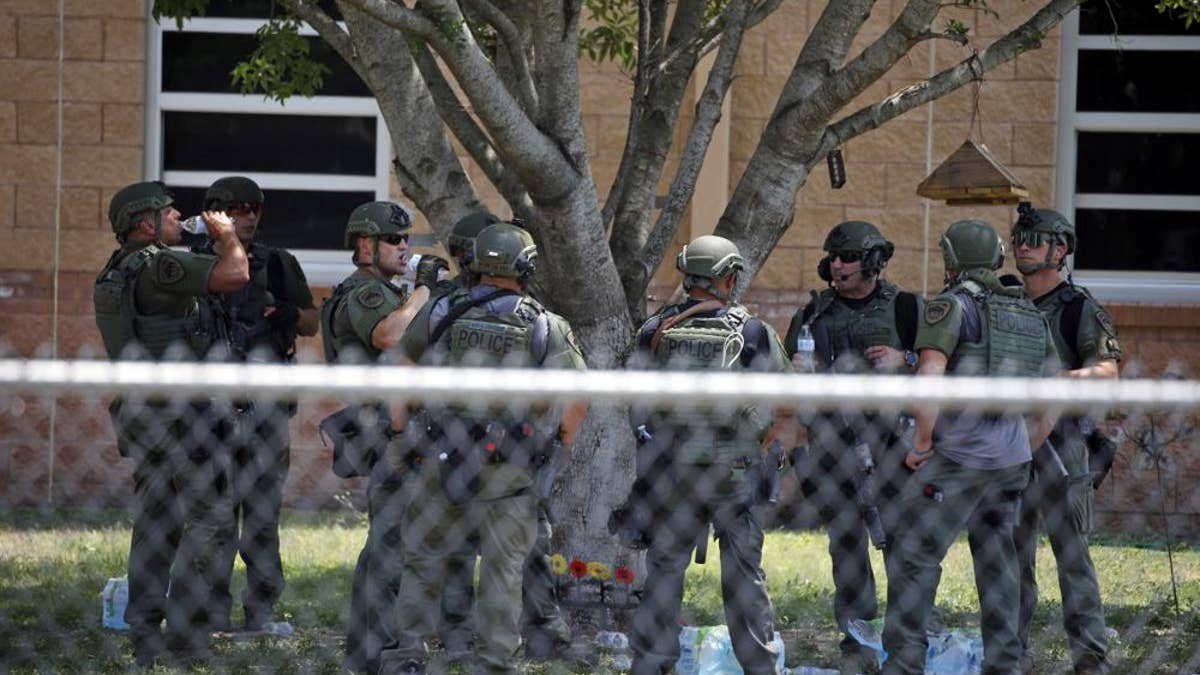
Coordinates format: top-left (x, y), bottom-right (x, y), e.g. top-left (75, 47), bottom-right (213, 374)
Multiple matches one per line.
top-left (429, 288), bottom-right (518, 347)
top-left (894, 291), bottom-right (919, 349)
top-left (1059, 287), bottom-right (1087, 350)
top-left (649, 299), bottom-right (724, 353)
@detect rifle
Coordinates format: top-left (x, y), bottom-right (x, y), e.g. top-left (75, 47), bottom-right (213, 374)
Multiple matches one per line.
top-left (532, 438), bottom-right (565, 523)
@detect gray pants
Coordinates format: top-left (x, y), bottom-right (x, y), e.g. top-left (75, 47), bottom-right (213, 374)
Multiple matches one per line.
top-left (1015, 433), bottom-right (1110, 672)
top-left (382, 458), bottom-right (536, 674)
top-left (882, 454), bottom-right (1029, 675)
top-left (521, 504), bottom-right (571, 644)
top-left (212, 403), bottom-right (290, 630)
top-left (629, 465), bottom-right (777, 675)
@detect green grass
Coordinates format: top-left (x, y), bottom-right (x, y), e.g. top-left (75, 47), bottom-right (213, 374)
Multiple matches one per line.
top-left (1, 508), bottom-right (1198, 673)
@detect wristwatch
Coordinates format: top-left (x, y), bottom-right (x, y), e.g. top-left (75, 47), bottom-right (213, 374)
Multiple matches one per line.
top-left (904, 349), bottom-right (918, 369)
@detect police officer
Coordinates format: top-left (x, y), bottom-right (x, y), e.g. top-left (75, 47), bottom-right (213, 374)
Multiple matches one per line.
top-left (381, 222), bottom-right (587, 675)
top-left (881, 220), bottom-right (1059, 675)
top-left (94, 181), bottom-right (249, 665)
top-left (782, 221), bottom-right (921, 670)
top-left (626, 235), bottom-right (789, 675)
top-left (320, 200), bottom-right (455, 674)
top-left (1011, 204), bottom-right (1118, 674)
top-left (192, 176), bottom-right (318, 633)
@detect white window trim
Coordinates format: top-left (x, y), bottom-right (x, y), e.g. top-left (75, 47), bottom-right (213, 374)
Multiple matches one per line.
top-left (1054, 10), bottom-right (1200, 305)
top-left (143, 13), bottom-right (391, 287)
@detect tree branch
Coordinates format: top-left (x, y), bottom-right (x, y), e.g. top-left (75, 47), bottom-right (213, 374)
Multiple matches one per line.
top-left (276, 0), bottom-right (364, 77)
top-left (642, 0), bottom-right (750, 280)
top-left (338, 0), bottom-right (579, 202)
top-left (410, 42), bottom-right (528, 208)
top-left (462, 0), bottom-right (539, 117)
top-left (817, 0), bottom-right (1085, 168)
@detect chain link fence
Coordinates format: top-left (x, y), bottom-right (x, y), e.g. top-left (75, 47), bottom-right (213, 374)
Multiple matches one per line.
top-left (1, 360), bottom-right (1199, 673)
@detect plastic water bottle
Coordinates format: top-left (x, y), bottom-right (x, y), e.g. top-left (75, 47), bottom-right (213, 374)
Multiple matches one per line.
top-left (677, 626), bottom-right (702, 675)
top-left (101, 576), bottom-right (130, 630)
top-left (260, 620), bottom-right (295, 636)
top-left (791, 667), bottom-right (840, 675)
top-left (793, 324), bottom-right (816, 373)
top-left (695, 626), bottom-right (787, 675)
top-left (925, 631), bottom-right (982, 674)
top-left (596, 630), bottom-right (629, 651)
top-left (181, 214), bottom-right (207, 234)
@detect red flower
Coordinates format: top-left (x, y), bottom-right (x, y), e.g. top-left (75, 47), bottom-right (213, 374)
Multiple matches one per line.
top-left (569, 558), bottom-right (588, 579)
top-left (616, 566), bottom-right (635, 585)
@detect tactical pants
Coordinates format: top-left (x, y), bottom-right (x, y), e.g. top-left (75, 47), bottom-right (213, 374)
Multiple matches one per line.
top-left (344, 459), bottom-right (477, 674)
top-left (1015, 433), bottom-right (1110, 673)
top-left (381, 458), bottom-right (535, 674)
top-left (120, 402), bottom-right (234, 658)
top-left (521, 504), bottom-right (571, 645)
top-left (629, 465), bottom-right (777, 675)
top-left (797, 417), bottom-right (908, 650)
top-left (882, 454), bottom-right (1028, 675)
top-left (212, 403), bottom-right (290, 630)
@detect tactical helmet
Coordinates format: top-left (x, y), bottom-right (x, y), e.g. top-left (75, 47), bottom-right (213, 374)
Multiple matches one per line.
top-left (940, 219), bottom-right (1005, 271)
top-left (203, 176), bottom-right (264, 211)
top-left (819, 220), bottom-right (895, 280)
top-left (108, 181), bottom-right (174, 236)
top-left (676, 235), bottom-right (745, 279)
top-left (822, 220), bottom-right (890, 253)
top-left (448, 211), bottom-right (500, 264)
top-left (470, 222), bottom-right (538, 279)
top-left (1013, 201), bottom-right (1075, 254)
top-left (344, 201), bottom-right (413, 248)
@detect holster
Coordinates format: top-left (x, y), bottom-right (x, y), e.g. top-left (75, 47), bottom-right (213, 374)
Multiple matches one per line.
top-left (318, 403), bottom-right (390, 479)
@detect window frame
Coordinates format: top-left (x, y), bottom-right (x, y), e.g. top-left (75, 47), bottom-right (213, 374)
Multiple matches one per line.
top-left (1054, 10), bottom-right (1200, 304)
top-left (143, 15), bottom-right (391, 286)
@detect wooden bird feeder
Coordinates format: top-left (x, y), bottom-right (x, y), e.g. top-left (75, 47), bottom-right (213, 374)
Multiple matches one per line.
top-left (917, 139), bottom-right (1028, 205)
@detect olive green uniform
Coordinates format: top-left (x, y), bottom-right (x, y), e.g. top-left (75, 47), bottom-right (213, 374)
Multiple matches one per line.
top-left (882, 269), bottom-right (1058, 675)
top-left (1015, 282), bottom-right (1119, 673)
top-left (627, 300), bottom-right (789, 675)
top-left (381, 285), bottom-right (586, 674)
top-left (783, 281), bottom-right (920, 653)
top-left (94, 241), bottom-right (234, 659)
top-left (193, 241), bottom-right (314, 630)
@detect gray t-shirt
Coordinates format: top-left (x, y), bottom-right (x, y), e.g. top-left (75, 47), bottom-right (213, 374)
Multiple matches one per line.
top-left (933, 413), bottom-right (1031, 470)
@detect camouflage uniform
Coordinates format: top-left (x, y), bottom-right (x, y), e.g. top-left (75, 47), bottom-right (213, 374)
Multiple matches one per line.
top-left (882, 221), bottom-right (1058, 675)
top-left (1012, 206), bottom-right (1120, 674)
top-left (193, 177), bottom-right (315, 631)
top-left (626, 236), bottom-right (789, 675)
top-left (382, 223), bottom-right (586, 675)
top-left (94, 182), bottom-right (236, 663)
top-left (783, 221), bottom-right (920, 657)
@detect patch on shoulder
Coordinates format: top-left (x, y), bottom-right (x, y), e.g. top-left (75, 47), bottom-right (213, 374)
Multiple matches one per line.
top-left (1096, 310), bottom-right (1116, 337)
top-left (924, 298), bottom-right (954, 325)
top-left (357, 286), bottom-right (386, 309)
top-left (155, 254), bottom-right (186, 285)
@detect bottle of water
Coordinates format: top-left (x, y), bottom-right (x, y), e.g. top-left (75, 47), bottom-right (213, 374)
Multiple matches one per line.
top-left (677, 626), bottom-right (701, 675)
top-left (595, 630), bottom-right (629, 651)
top-left (181, 215), bottom-right (207, 234)
top-left (101, 576), bottom-right (129, 630)
top-left (793, 324), bottom-right (816, 373)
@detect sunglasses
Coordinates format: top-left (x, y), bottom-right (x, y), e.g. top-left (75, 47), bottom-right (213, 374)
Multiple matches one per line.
top-left (828, 250), bottom-right (863, 263)
top-left (228, 202), bottom-right (262, 216)
top-left (378, 233), bottom-right (409, 246)
top-left (1011, 230), bottom-right (1055, 248)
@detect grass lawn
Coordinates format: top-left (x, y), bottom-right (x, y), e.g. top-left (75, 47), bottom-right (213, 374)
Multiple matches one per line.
top-left (1, 507), bottom-right (1197, 673)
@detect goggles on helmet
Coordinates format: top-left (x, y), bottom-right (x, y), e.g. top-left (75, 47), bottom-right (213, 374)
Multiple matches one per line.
top-left (1011, 230), bottom-right (1056, 249)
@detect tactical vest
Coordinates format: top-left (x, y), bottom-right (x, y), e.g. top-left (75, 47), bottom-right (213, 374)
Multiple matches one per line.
top-left (1037, 284), bottom-right (1091, 369)
top-left (651, 304), bottom-right (754, 465)
top-left (440, 289), bottom-right (549, 368)
top-left (947, 278), bottom-right (1047, 377)
top-left (320, 275), bottom-right (402, 363)
top-left (93, 244), bottom-right (216, 360)
top-left (806, 282), bottom-right (903, 373)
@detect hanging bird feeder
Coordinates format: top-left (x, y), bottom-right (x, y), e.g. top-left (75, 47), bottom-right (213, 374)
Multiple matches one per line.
top-left (916, 138), bottom-right (1028, 206)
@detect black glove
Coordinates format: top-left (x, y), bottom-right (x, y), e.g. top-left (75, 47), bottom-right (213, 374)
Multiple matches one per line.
top-left (414, 255), bottom-right (450, 289)
top-left (266, 302), bottom-right (300, 330)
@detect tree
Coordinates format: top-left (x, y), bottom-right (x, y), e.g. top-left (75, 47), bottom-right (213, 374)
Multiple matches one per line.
top-left (157, 0), bottom-right (1087, 622)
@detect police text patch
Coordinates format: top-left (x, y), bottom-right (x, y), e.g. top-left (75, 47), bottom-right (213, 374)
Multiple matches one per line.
top-left (924, 298), bottom-right (953, 325)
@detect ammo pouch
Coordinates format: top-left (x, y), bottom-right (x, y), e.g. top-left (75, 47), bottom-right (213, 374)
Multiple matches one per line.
top-left (319, 403), bottom-right (390, 478)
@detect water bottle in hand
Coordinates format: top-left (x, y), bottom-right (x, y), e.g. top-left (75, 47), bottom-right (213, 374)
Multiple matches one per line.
top-left (793, 324), bottom-right (816, 373)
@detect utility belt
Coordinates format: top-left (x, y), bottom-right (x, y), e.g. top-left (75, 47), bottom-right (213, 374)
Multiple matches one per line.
top-left (423, 414), bottom-right (553, 504)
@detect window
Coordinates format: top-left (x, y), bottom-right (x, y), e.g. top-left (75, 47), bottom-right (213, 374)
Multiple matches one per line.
top-left (1055, 2), bottom-right (1200, 303)
top-left (145, 4), bottom-right (389, 284)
